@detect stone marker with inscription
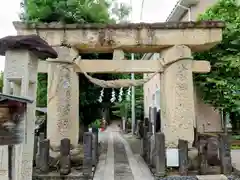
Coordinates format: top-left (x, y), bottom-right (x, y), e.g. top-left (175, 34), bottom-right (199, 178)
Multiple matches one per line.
top-left (83, 132), bottom-right (93, 177)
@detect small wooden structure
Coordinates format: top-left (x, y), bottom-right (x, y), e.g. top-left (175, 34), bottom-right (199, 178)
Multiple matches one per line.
top-left (0, 93), bottom-right (33, 145)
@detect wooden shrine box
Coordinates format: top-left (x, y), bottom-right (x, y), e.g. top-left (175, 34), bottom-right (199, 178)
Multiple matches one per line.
top-left (0, 93), bottom-right (33, 145)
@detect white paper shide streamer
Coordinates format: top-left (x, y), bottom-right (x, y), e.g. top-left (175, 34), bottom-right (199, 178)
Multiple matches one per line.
top-left (118, 87), bottom-right (123, 102)
top-left (98, 88), bottom-right (104, 102)
top-left (110, 88), bottom-right (116, 103)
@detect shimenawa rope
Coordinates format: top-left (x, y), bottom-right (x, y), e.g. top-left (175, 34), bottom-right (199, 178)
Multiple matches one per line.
top-left (73, 55), bottom-right (192, 88)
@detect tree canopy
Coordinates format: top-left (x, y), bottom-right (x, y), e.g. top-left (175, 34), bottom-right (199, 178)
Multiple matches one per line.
top-left (194, 0), bottom-right (240, 114)
top-left (21, 0), bottom-right (131, 23)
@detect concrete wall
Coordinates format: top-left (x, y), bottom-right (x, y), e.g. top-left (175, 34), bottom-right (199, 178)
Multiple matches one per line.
top-left (144, 0), bottom-right (223, 133)
top-left (143, 54), bottom-right (160, 117)
top-left (194, 87), bottom-right (222, 132)
top-left (181, 0), bottom-right (218, 21)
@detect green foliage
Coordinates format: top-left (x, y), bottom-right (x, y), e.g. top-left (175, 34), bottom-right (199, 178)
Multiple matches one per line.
top-left (37, 73), bottom-right (47, 107)
top-left (89, 119), bottom-right (101, 128)
top-left (21, 0), bottom-right (130, 23)
top-left (112, 94), bottom-right (130, 118)
top-left (194, 0), bottom-right (240, 113)
top-left (21, 0), bottom-right (132, 125)
top-left (112, 85), bottom-right (144, 120)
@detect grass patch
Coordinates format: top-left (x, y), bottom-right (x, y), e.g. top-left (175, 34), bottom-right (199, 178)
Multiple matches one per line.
top-left (231, 145), bottom-right (240, 150)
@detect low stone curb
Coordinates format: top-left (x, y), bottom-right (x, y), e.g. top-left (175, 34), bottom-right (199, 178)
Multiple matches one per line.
top-left (158, 174), bottom-right (240, 180)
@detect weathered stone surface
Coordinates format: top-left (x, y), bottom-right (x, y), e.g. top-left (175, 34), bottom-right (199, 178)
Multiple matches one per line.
top-left (13, 21), bottom-right (224, 52)
top-left (0, 35), bottom-right (57, 59)
top-left (13, 21), bottom-right (225, 30)
top-left (144, 117), bottom-right (149, 127)
top-left (146, 132), bottom-right (153, 164)
top-left (152, 107), bottom-right (157, 133)
top-left (179, 139), bottom-right (188, 175)
top-left (60, 138), bottom-right (71, 175)
top-left (206, 136), bottom-right (220, 166)
top-left (198, 138), bottom-right (208, 175)
top-left (150, 134), bottom-right (156, 166)
top-left (160, 45), bottom-right (195, 148)
top-left (136, 120), bottom-right (141, 138)
top-left (92, 126), bottom-right (99, 160)
top-left (92, 133), bottom-right (97, 166)
top-left (139, 120), bottom-right (144, 138)
top-left (47, 62), bottom-right (79, 148)
top-left (141, 126), bottom-right (148, 159)
top-left (156, 110), bottom-right (161, 132)
top-left (33, 135), bottom-right (38, 165)
top-left (188, 147), bottom-right (198, 170)
top-left (2, 48), bottom-right (39, 180)
top-left (83, 132), bottom-right (92, 177)
top-left (36, 139), bottom-right (50, 173)
top-left (196, 175), bottom-right (228, 180)
top-left (39, 132), bottom-right (45, 142)
top-left (155, 132), bottom-right (166, 177)
top-left (219, 134), bottom-right (232, 175)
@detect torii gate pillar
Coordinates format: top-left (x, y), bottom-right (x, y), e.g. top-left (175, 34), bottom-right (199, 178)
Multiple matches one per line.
top-left (46, 46), bottom-right (79, 149)
top-left (160, 45), bottom-right (195, 148)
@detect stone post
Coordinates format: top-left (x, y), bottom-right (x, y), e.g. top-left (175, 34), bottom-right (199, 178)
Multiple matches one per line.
top-left (144, 117), bottom-right (149, 127)
top-left (33, 135), bottom-right (38, 166)
top-left (92, 126), bottom-right (99, 165)
top-left (178, 139), bottom-right (188, 175)
top-left (146, 132), bottom-right (153, 165)
top-left (152, 107), bottom-right (157, 134)
top-left (150, 134), bottom-right (156, 167)
top-left (60, 138), bottom-right (71, 175)
top-left (160, 45), bottom-right (195, 148)
top-left (148, 107), bottom-right (152, 133)
top-left (83, 132), bottom-right (93, 178)
top-left (155, 132), bottom-right (166, 177)
top-left (0, 35), bottom-right (57, 180)
top-left (141, 126), bottom-right (148, 159)
top-left (198, 138), bottom-right (208, 175)
top-left (47, 47), bottom-right (79, 149)
top-left (36, 139), bottom-right (50, 174)
top-left (219, 134), bottom-right (232, 175)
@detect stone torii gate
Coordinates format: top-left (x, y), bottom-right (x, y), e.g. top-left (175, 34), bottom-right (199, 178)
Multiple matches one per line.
top-left (14, 20), bottom-right (224, 149)
top-left (0, 21), bottom-right (224, 180)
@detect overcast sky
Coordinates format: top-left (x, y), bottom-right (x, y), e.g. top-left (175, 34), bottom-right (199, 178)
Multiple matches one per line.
top-left (0, 0), bottom-right (178, 71)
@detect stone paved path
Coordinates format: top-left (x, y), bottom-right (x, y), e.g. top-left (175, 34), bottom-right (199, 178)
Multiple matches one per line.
top-left (93, 123), bottom-right (154, 180)
top-left (231, 150), bottom-right (240, 171)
